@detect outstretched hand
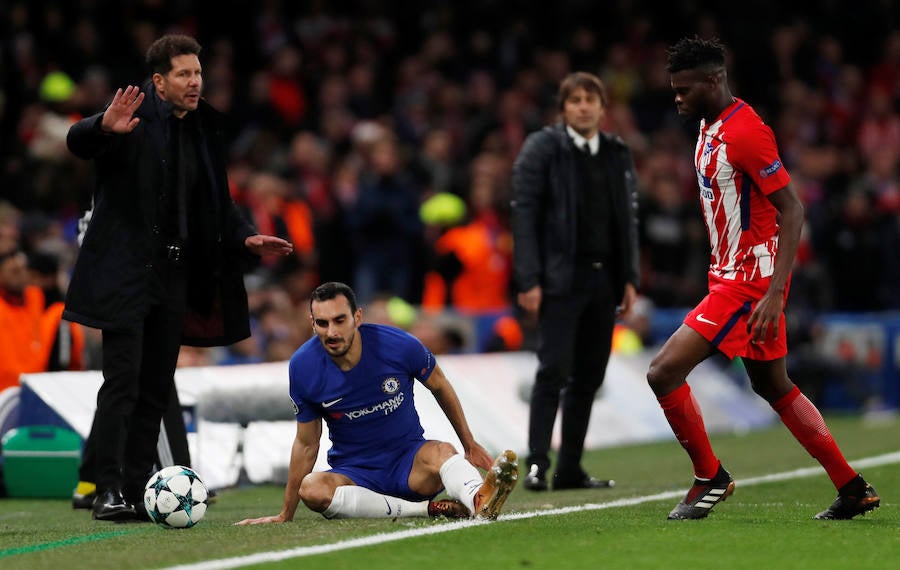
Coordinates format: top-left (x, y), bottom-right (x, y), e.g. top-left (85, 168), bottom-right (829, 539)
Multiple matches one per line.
top-left (234, 514), bottom-right (288, 526)
top-left (100, 86), bottom-right (145, 133)
top-left (245, 234), bottom-right (294, 257)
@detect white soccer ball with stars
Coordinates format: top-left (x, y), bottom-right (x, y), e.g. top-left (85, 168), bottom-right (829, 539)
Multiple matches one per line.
top-left (144, 465), bottom-right (209, 528)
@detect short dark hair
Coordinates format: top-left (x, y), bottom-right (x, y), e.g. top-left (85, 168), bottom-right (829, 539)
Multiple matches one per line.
top-left (309, 282), bottom-right (359, 314)
top-left (146, 34), bottom-right (202, 75)
top-left (666, 36), bottom-right (726, 74)
top-left (557, 72), bottom-right (608, 109)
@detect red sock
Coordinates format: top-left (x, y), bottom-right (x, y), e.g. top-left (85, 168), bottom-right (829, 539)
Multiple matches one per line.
top-left (772, 386), bottom-right (857, 489)
top-left (658, 383), bottom-right (720, 479)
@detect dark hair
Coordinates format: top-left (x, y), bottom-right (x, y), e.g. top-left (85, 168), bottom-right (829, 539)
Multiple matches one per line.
top-left (557, 72), bottom-right (608, 109)
top-left (146, 34), bottom-right (202, 75)
top-left (666, 36), bottom-right (726, 73)
top-left (309, 282), bottom-right (359, 314)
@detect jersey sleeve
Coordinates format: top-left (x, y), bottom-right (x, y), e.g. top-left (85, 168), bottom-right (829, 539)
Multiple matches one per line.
top-left (288, 354), bottom-right (321, 422)
top-left (728, 122), bottom-right (791, 195)
top-left (398, 330), bottom-right (437, 383)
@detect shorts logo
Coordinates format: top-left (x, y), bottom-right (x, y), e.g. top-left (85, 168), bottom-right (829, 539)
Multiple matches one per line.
top-left (290, 400), bottom-right (300, 416)
top-left (759, 159), bottom-right (782, 178)
top-left (696, 313), bottom-right (719, 326)
top-left (382, 377), bottom-right (400, 394)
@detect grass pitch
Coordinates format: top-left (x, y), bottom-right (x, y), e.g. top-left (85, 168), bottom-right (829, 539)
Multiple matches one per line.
top-left (1, 415), bottom-right (897, 569)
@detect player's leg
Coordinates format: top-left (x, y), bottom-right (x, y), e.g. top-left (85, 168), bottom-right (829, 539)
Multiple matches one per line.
top-left (412, 441), bottom-right (519, 520)
top-left (649, 325), bottom-right (736, 519)
top-left (409, 441), bottom-right (480, 515)
top-left (301, 471), bottom-right (432, 519)
top-left (743, 357), bottom-right (880, 519)
top-left (647, 324), bottom-right (720, 479)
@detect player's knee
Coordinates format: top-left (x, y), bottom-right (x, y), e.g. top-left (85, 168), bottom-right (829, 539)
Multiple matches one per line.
top-left (435, 441), bottom-right (458, 462)
top-left (646, 356), bottom-right (676, 394)
top-left (749, 376), bottom-right (793, 404)
top-left (298, 477), bottom-right (331, 512)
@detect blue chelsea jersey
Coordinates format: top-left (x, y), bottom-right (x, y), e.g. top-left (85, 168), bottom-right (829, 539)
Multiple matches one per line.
top-left (288, 323), bottom-right (436, 467)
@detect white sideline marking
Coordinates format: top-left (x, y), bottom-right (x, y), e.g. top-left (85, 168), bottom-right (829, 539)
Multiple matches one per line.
top-left (162, 451), bottom-right (900, 570)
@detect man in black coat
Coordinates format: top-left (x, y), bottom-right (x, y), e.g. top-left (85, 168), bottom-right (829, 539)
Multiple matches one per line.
top-left (511, 72), bottom-right (640, 491)
top-left (65, 34), bottom-right (293, 521)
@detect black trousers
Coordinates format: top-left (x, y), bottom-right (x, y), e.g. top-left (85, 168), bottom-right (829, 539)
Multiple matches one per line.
top-left (78, 385), bottom-right (192, 484)
top-left (87, 261), bottom-right (187, 498)
top-left (527, 262), bottom-right (617, 475)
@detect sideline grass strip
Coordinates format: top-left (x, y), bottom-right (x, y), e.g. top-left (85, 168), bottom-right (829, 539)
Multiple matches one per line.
top-left (162, 450), bottom-right (900, 570)
top-left (0, 530), bottom-right (134, 559)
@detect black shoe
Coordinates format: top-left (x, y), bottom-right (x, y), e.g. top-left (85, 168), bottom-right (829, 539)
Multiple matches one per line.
top-left (92, 488), bottom-right (137, 522)
top-left (553, 470), bottom-right (615, 490)
top-left (814, 476), bottom-right (880, 520)
top-left (667, 463), bottom-right (735, 520)
top-left (523, 464), bottom-right (548, 491)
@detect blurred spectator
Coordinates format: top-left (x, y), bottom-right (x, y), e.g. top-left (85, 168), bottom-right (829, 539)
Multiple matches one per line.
top-left (856, 85), bottom-right (900, 164)
top-left (18, 71), bottom-right (83, 212)
top-left (820, 189), bottom-right (885, 311)
top-left (409, 128), bottom-right (464, 195)
top-left (345, 135), bottom-right (424, 304)
top-left (1, 0), bottom-right (900, 356)
top-left (409, 313), bottom-right (467, 355)
top-left (0, 247), bottom-right (48, 392)
top-left (638, 175), bottom-right (707, 307)
top-left (27, 251), bottom-right (86, 373)
top-left (420, 188), bottom-right (512, 315)
top-left (176, 345), bottom-right (214, 368)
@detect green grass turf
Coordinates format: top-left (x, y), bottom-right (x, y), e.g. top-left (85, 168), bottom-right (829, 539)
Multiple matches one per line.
top-left (1, 415), bottom-right (896, 570)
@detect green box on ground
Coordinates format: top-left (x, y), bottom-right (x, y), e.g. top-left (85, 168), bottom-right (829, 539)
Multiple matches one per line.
top-left (2, 425), bottom-right (81, 498)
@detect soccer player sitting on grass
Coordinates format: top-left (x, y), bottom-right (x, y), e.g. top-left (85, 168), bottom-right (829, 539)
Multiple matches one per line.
top-left (237, 282), bottom-right (517, 524)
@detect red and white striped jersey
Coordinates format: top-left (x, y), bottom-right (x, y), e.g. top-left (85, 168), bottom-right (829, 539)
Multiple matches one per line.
top-left (694, 98), bottom-right (791, 282)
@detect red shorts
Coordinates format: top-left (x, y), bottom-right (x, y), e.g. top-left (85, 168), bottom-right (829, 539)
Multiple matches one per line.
top-left (684, 274), bottom-right (789, 361)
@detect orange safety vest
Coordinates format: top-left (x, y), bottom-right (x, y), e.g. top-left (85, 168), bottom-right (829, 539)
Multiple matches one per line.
top-left (422, 221), bottom-right (511, 314)
top-left (40, 302), bottom-right (86, 371)
top-left (281, 199), bottom-right (315, 256)
top-left (0, 286), bottom-right (47, 392)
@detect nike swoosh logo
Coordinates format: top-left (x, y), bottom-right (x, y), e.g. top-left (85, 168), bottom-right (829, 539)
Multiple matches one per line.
top-left (322, 398), bottom-right (343, 408)
top-left (383, 497), bottom-right (392, 515)
top-left (696, 314), bottom-right (718, 326)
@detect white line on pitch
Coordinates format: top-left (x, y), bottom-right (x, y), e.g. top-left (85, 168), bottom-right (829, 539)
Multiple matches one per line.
top-left (161, 451), bottom-right (900, 570)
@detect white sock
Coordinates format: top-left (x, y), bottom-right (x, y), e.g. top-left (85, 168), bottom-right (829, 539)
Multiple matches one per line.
top-left (322, 485), bottom-right (429, 519)
top-left (439, 454), bottom-right (483, 513)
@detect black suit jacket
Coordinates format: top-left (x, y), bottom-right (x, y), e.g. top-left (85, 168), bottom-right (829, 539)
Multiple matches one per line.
top-left (511, 123), bottom-right (640, 299)
top-left (64, 83), bottom-right (258, 346)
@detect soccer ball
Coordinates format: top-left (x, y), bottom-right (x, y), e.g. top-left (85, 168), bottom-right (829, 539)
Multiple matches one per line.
top-left (144, 465), bottom-right (209, 528)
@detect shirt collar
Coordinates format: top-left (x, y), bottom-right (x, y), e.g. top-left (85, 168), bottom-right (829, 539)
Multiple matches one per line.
top-left (566, 125), bottom-right (599, 155)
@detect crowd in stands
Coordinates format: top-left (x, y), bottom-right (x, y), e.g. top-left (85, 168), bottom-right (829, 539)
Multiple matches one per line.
top-left (1, 1), bottom-right (899, 374)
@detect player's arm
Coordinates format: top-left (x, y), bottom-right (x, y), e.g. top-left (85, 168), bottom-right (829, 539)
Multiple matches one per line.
top-left (747, 182), bottom-right (804, 342)
top-left (423, 364), bottom-right (493, 470)
top-left (235, 418), bottom-right (321, 525)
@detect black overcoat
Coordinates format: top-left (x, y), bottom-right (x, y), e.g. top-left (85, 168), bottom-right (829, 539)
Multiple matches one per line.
top-left (64, 85), bottom-right (258, 346)
top-left (511, 123), bottom-right (641, 299)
